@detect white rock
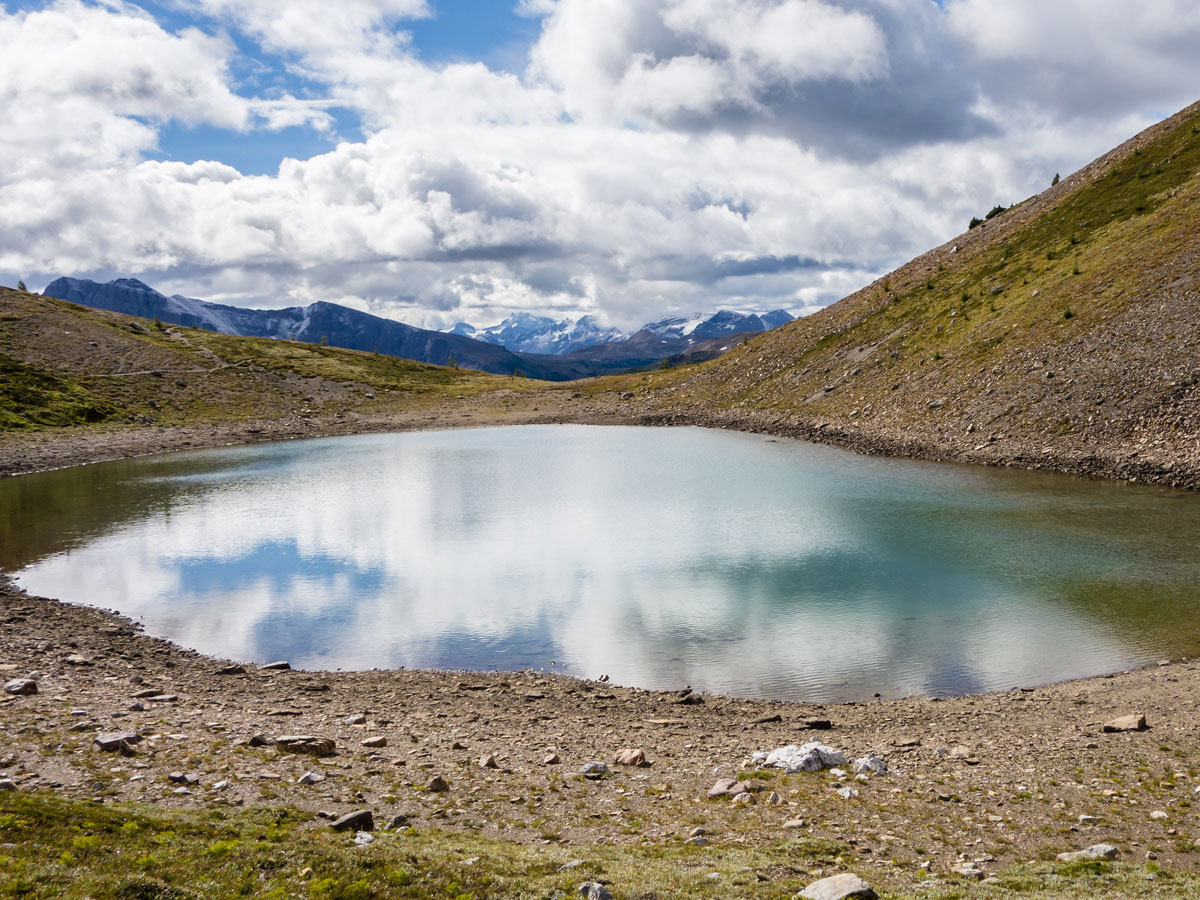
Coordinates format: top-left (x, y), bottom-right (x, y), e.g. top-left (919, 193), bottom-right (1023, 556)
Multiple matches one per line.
top-left (853, 755), bottom-right (888, 776)
top-left (1056, 844), bottom-right (1118, 862)
top-left (298, 771), bottom-right (324, 785)
top-left (799, 873), bottom-right (877, 900)
top-left (353, 831), bottom-right (375, 846)
top-left (1150, 810), bottom-right (1168, 820)
top-left (763, 742), bottom-right (847, 773)
top-left (836, 786), bottom-right (859, 799)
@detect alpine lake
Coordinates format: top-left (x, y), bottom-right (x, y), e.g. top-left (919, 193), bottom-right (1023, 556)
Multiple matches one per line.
top-left (4, 424), bottom-right (1199, 703)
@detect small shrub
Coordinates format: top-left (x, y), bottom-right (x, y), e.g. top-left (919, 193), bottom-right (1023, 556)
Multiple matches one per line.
top-left (1052, 172), bottom-right (1060, 185)
top-left (969, 216), bottom-right (983, 230)
top-left (1063, 310), bottom-right (1075, 319)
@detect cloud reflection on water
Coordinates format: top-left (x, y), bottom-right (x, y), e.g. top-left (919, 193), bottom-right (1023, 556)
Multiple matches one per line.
top-left (14, 425), bottom-right (1196, 701)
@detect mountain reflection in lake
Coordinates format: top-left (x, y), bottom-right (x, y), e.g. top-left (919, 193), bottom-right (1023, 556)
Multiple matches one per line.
top-left (4, 425), bottom-right (1200, 702)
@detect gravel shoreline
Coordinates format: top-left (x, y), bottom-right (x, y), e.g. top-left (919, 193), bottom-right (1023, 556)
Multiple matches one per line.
top-left (4, 411), bottom-right (1200, 891)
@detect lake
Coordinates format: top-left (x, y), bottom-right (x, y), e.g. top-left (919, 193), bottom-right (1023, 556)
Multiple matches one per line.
top-left (3, 425), bottom-right (1199, 702)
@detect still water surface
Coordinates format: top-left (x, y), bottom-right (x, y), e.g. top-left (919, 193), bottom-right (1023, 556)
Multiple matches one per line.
top-left (4, 425), bottom-right (1199, 701)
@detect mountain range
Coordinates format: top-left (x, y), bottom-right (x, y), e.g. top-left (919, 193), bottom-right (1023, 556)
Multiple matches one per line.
top-left (41, 277), bottom-right (791, 380)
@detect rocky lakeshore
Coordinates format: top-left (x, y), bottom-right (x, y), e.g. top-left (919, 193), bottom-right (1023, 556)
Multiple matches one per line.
top-left (3, 559), bottom-right (1200, 898)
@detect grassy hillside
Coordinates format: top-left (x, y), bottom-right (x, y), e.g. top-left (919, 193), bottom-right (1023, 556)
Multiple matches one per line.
top-left (647, 101), bottom-right (1200, 484)
top-left (0, 290), bottom-right (528, 431)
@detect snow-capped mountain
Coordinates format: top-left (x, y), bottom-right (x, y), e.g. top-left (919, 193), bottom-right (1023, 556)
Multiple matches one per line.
top-left (642, 309), bottom-right (794, 342)
top-left (451, 309), bottom-right (793, 356)
top-left (451, 313), bottom-right (625, 354)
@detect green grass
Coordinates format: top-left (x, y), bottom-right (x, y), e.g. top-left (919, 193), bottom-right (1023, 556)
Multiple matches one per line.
top-left (0, 353), bottom-right (117, 429)
top-left (2, 793), bottom-right (1199, 900)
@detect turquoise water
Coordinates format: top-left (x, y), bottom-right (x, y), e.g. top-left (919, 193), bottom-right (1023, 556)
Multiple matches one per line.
top-left (4, 425), bottom-right (1200, 702)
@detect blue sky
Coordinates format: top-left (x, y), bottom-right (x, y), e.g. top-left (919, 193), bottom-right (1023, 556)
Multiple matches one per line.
top-left (2, 0), bottom-right (1198, 330)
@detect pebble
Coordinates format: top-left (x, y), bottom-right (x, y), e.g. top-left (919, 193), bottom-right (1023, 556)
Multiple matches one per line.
top-left (298, 771), bottom-right (325, 785)
top-left (836, 786), bottom-right (859, 799)
top-left (384, 814), bottom-right (408, 830)
top-left (542, 752), bottom-right (561, 765)
top-left (689, 827), bottom-right (706, 838)
top-left (0, 779), bottom-right (15, 791)
top-left (260, 661), bottom-right (291, 671)
top-left (146, 695), bottom-right (178, 703)
top-left (950, 864), bottom-right (984, 880)
top-left (580, 762), bottom-right (610, 779)
top-left (215, 665), bottom-right (246, 675)
top-left (360, 736), bottom-right (387, 748)
top-left (1150, 810), bottom-right (1168, 820)
top-left (424, 775), bottom-right (449, 792)
top-left (353, 831), bottom-right (375, 846)
top-left (783, 819), bottom-right (806, 829)
top-left (479, 753), bottom-right (499, 769)
top-left (4, 679), bottom-right (37, 696)
top-left (345, 714), bottom-right (367, 725)
top-left (799, 873), bottom-right (877, 900)
top-left (64, 655), bottom-right (94, 666)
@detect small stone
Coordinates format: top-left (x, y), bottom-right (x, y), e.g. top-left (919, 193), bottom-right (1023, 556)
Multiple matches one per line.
top-left (260, 661), bottom-right (291, 671)
top-left (689, 836), bottom-right (709, 846)
top-left (424, 775), bottom-right (449, 792)
top-left (951, 865), bottom-right (985, 880)
top-left (1056, 844), bottom-right (1118, 862)
top-left (479, 753), bottom-right (499, 769)
top-left (799, 873), bottom-right (877, 900)
top-left (131, 689), bottom-right (160, 698)
top-left (215, 665), bottom-right (246, 675)
top-left (146, 695), bottom-right (178, 703)
top-left (1102, 714), bottom-right (1148, 733)
top-left (94, 732), bottom-right (141, 752)
top-left (168, 772), bottom-right (188, 784)
top-left (580, 762), bottom-right (610, 779)
top-left (803, 719), bottom-right (834, 730)
top-left (836, 786), bottom-right (859, 799)
top-left (64, 654), bottom-right (94, 666)
top-left (578, 882), bottom-right (613, 900)
top-left (853, 755), bottom-right (888, 776)
top-left (212, 781), bottom-right (229, 790)
top-left (766, 791), bottom-right (783, 805)
top-left (733, 792), bottom-right (755, 805)
top-left (612, 748), bottom-right (649, 767)
top-left (543, 752), bottom-right (561, 765)
top-left (4, 679), bottom-right (37, 696)
top-left (298, 771), bottom-right (324, 785)
top-left (1078, 815), bottom-right (1098, 824)
top-left (689, 827), bottom-right (706, 838)
top-left (677, 693), bottom-right (704, 705)
top-left (1150, 810), bottom-right (1168, 820)
top-left (707, 778), bottom-right (744, 798)
top-left (128, 702), bottom-right (145, 712)
top-left (783, 818), bottom-right (806, 829)
top-left (353, 831), bottom-right (375, 846)
top-left (345, 714), bottom-right (367, 726)
top-left (361, 736), bottom-right (387, 748)
top-left (330, 810), bottom-right (374, 832)
top-left (384, 814), bottom-right (409, 830)
top-left (276, 735), bottom-right (336, 757)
